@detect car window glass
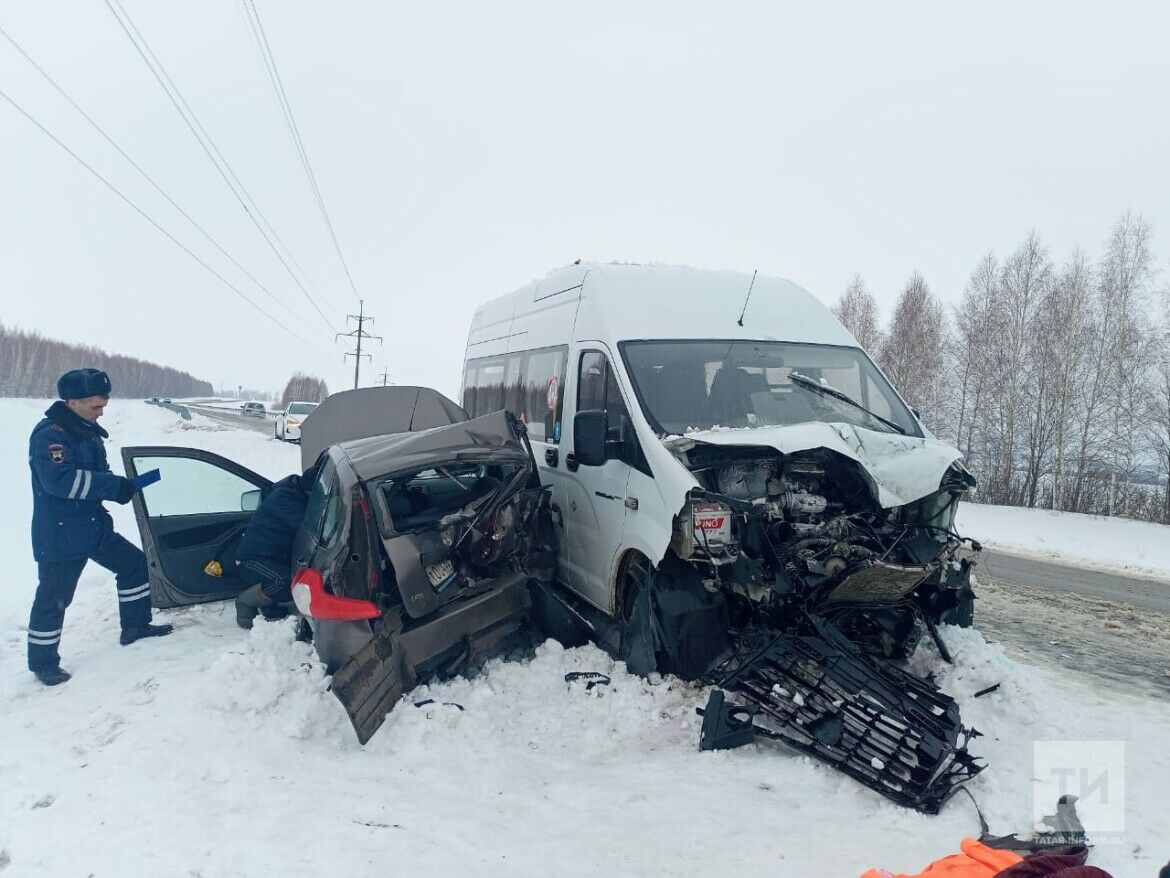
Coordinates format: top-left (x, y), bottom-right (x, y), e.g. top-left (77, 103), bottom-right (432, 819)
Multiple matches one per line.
top-left (577, 351), bottom-right (607, 412)
top-left (604, 363), bottom-right (629, 432)
top-left (380, 461), bottom-right (516, 532)
top-left (303, 458), bottom-right (337, 541)
top-left (130, 455), bottom-right (261, 517)
top-left (320, 480), bottom-right (343, 546)
top-left (475, 360), bottom-right (506, 415)
top-left (621, 340), bottom-right (920, 437)
top-left (461, 364), bottom-right (476, 413)
top-left (519, 347), bottom-right (566, 443)
top-left (505, 356), bottom-right (523, 414)
top-left (466, 347), bottom-right (566, 442)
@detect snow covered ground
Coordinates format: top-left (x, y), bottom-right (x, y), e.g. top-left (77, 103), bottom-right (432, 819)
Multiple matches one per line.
top-left (2, 399), bottom-right (1169, 876)
top-left (956, 502), bottom-right (1170, 581)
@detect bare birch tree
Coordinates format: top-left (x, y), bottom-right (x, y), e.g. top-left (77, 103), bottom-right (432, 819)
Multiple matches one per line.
top-left (879, 272), bottom-right (948, 436)
top-left (950, 254), bottom-right (999, 466)
top-left (832, 273), bottom-right (883, 354)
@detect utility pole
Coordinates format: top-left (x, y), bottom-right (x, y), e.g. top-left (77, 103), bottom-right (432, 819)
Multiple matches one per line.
top-left (377, 368), bottom-right (391, 387)
top-left (337, 299), bottom-right (382, 389)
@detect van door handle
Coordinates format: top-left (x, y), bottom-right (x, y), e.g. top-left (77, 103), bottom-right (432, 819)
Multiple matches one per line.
top-left (544, 448), bottom-right (559, 468)
top-left (565, 454), bottom-right (579, 472)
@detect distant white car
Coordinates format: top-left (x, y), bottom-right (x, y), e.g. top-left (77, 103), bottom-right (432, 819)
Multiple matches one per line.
top-left (275, 401), bottom-right (319, 442)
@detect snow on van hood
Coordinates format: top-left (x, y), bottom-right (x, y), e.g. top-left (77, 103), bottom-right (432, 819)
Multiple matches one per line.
top-left (664, 422), bottom-right (964, 508)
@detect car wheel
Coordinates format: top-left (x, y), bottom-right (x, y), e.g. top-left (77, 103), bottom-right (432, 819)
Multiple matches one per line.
top-left (616, 551), bottom-right (653, 623)
top-left (616, 551), bottom-right (658, 676)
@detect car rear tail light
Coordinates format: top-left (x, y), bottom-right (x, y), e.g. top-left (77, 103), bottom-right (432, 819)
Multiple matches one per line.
top-left (290, 568), bottom-right (380, 621)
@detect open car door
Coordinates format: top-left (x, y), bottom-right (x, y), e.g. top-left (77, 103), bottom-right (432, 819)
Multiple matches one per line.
top-left (121, 447), bottom-right (273, 608)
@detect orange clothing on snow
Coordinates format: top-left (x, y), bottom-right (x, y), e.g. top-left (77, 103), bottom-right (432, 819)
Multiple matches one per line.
top-left (861, 837), bottom-right (1024, 878)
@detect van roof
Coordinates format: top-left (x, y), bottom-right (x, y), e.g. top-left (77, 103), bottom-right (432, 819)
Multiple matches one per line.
top-left (475, 263), bottom-right (860, 350)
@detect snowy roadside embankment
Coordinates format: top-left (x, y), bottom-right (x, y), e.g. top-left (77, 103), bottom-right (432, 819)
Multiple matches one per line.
top-left (1, 400), bottom-right (1169, 876)
top-left (956, 501), bottom-right (1170, 581)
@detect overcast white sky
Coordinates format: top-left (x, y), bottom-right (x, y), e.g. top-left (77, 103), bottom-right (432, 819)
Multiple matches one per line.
top-left (2, 2), bottom-right (1168, 399)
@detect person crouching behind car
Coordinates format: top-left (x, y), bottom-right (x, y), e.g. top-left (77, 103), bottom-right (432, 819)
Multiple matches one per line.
top-left (234, 461), bottom-right (321, 628)
top-left (27, 369), bottom-right (173, 686)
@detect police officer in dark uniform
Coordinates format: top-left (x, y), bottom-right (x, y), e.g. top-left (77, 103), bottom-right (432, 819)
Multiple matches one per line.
top-left (233, 462), bottom-right (320, 629)
top-left (27, 369), bottom-right (173, 686)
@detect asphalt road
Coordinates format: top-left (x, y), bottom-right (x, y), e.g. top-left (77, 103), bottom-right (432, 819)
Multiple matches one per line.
top-left (976, 549), bottom-right (1170, 697)
top-left (980, 549), bottom-right (1170, 614)
top-left (185, 402), bottom-right (275, 435)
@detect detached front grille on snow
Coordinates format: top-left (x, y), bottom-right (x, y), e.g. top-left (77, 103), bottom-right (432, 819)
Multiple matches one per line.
top-left (701, 616), bottom-right (984, 814)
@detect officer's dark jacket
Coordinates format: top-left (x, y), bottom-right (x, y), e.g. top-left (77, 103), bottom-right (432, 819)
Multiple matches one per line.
top-left (237, 474), bottom-right (310, 564)
top-left (29, 401), bottom-right (130, 562)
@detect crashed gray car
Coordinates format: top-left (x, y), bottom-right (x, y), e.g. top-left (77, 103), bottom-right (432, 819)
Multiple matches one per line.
top-left (123, 387), bottom-right (555, 742)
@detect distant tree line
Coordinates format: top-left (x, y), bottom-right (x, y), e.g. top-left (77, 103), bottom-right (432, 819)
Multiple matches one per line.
top-left (834, 211), bottom-right (1170, 524)
top-left (279, 372), bottom-right (328, 407)
top-left (0, 323), bottom-right (213, 399)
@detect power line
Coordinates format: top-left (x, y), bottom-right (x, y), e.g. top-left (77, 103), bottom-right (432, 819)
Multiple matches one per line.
top-left (0, 84), bottom-right (330, 354)
top-left (102, 0), bottom-right (340, 335)
top-left (0, 23), bottom-right (327, 337)
top-left (242, 0), bottom-right (363, 304)
top-left (337, 300), bottom-right (381, 389)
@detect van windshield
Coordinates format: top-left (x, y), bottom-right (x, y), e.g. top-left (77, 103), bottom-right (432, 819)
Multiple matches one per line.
top-left (619, 340), bottom-right (921, 438)
top-left (289, 403), bottom-right (318, 415)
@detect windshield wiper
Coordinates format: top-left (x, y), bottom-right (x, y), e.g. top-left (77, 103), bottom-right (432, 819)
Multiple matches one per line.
top-left (789, 372), bottom-right (906, 435)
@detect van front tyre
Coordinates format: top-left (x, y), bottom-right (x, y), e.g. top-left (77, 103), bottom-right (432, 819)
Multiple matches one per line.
top-left (617, 552), bottom-right (657, 676)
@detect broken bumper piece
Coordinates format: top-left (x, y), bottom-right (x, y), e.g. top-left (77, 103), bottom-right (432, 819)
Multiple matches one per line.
top-left (700, 617), bottom-right (984, 814)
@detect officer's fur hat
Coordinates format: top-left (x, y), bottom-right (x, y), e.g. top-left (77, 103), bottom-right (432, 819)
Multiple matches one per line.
top-left (57, 368), bottom-right (112, 400)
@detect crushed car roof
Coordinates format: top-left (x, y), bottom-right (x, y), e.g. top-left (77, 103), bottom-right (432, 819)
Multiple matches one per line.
top-left (300, 386), bottom-right (468, 470)
top-left (335, 410), bottom-right (531, 482)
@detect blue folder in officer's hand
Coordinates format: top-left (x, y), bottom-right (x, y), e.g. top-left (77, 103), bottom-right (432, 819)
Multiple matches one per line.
top-left (133, 469), bottom-right (161, 491)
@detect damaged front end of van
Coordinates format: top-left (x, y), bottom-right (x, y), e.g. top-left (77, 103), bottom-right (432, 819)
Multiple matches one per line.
top-left (629, 423), bottom-right (985, 812)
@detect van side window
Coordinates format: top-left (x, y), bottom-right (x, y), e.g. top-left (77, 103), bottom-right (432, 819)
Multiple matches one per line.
top-left (461, 365), bottom-right (475, 413)
top-left (464, 346), bottom-right (567, 443)
top-left (519, 347), bottom-right (566, 443)
top-left (577, 351), bottom-right (648, 474)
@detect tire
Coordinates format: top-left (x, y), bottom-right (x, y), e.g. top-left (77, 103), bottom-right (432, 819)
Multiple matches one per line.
top-left (616, 551), bottom-right (652, 622)
top-left (618, 551), bottom-right (730, 680)
top-left (274, 422), bottom-right (280, 440)
top-left (616, 552), bottom-right (657, 676)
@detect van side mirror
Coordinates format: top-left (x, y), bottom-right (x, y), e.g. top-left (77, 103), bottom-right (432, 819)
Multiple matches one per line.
top-left (241, 489), bottom-right (262, 512)
top-left (573, 410), bottom-right (607, 466)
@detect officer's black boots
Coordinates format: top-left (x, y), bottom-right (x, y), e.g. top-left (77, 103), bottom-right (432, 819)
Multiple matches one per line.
top-left (119, 622), bottom-right (174, 646)
top-left (33, 666), bottom-right (71, 686)
top-left (235, 584), bottom-right (273, 629)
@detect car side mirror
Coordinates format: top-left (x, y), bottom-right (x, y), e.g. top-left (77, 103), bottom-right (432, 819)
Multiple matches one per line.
top-left (573, 410), bottom-right (607, 466)
top-left (241, 489), bottom-right (262, 512)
